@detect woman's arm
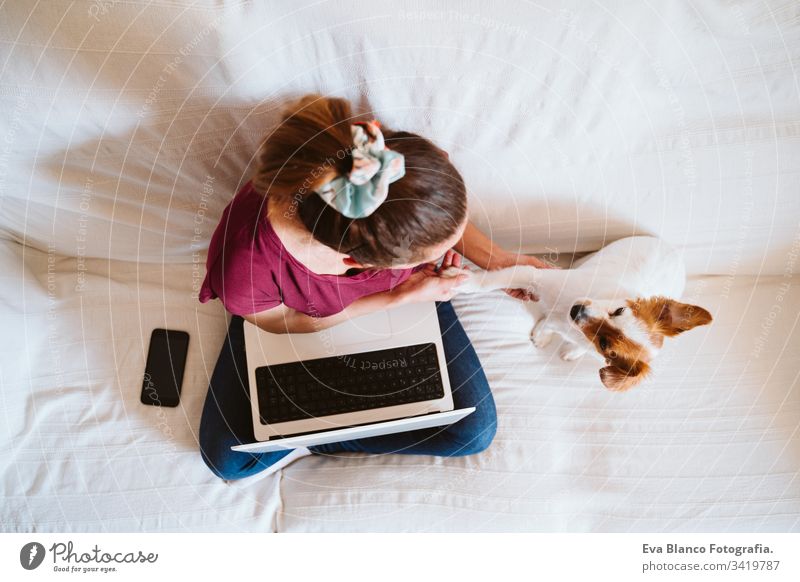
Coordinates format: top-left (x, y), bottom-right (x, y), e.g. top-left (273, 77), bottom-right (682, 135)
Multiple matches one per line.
top-left (455, 220), bottom-right (553, 270)
top-left (242, 262), bottom-right (468, 334)
top-left (243, 289), bottom-right (400, 334)
top-left (454, 220), bottom-right (557, 301)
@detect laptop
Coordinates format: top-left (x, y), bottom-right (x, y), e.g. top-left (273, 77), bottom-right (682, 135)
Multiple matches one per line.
top-left (231, 301), bottom-right (475, 453)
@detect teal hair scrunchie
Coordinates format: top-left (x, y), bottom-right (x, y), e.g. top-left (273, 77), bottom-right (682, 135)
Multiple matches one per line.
top-left (313, 121), bottom-right (406, 219)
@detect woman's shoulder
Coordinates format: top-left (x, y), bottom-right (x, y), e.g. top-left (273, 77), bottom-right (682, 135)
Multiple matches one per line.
top-left (220, 180), bottom-right (270, 235)
top-left (209, 182), bottom-right (278, 265)
top-left (229, 179), bottom-right (265, 217)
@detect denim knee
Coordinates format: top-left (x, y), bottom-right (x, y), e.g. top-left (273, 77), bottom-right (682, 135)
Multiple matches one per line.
top-left (199, 424), bottom-right (254, 480)
top-left (450, 406), bottom-right (498, 456)
top-left (468, 414), bottom-right (498, 455)
top-left (201, 443), bottom-right (274, 481)
top-left (200, 430), bottom-right (295, 480)
top-left (200, 434), bottom-right (238, 480)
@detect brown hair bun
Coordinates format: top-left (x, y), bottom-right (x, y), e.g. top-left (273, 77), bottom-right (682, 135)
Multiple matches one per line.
top-left (252, 94), bottom-right (467, 268)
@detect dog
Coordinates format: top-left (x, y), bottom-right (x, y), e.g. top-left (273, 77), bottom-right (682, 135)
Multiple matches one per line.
top-left (442, 236), bottom-right (713, 391)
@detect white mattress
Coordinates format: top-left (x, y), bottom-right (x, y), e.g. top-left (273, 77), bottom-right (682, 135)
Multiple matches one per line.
top-left (0, 0), bottom-right (798, 276)
top-left (1, 0), bottom-right (798, 532)
top-left (1, 240), bottom-right (797, 532)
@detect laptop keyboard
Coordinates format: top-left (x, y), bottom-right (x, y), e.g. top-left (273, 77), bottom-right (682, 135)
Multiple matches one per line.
top-left (255, 343), bottom-right (445, 424)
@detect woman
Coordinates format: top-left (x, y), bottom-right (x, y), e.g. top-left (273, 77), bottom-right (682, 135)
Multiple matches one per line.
top-left (197, 95), bottom-right (550, 480)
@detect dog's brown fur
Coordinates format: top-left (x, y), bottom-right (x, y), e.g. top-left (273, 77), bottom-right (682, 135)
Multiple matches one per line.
top-left (579, 318), bottom-right (652, 391)
top-left (628, 297), bottom-right (713, 337)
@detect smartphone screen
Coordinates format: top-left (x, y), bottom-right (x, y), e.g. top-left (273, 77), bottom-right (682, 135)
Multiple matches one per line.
top-left (141, 329), bottom-right (189, 407)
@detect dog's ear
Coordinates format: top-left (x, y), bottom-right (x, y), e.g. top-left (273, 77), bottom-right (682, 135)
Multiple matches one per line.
top-left (659, 299), bottom-right (713, 336)
top-left (599, 361), bottom-right (649, 392)
top-left (633, 297), bottom-right (713, 337)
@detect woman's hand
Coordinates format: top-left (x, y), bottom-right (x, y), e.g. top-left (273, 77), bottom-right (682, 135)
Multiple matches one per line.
top-left (435, 248), bottom-right (465, 273)
top-left (487, 252), bottom-right (559, 302)
top-left (391, 250), bottom-right (469, 304)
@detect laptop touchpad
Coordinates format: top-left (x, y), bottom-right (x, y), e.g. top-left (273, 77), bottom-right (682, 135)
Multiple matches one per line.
top-left (326, 310), bottom-right (393, 349)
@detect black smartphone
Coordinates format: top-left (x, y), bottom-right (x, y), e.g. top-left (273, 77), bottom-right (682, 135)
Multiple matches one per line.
top-left (141, 328), bottom-right (190, 407)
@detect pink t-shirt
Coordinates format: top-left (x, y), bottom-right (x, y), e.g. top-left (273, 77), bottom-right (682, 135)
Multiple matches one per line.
top-left (198, 181), bottom-right (416, 317)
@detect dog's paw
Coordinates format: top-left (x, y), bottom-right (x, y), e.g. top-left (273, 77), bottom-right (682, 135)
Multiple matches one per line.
top-left (531, 328), bottom-right (553, 349)
top-left (439, 266), bottom-right (467, 279)
top-left (440, 267), bottom-right (480, 293)
top-left (559, 344), bottom-right (587, 361)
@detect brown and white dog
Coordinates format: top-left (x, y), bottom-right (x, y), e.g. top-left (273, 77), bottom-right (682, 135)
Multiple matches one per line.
top-left (443, 236), bottom-right (712, 391)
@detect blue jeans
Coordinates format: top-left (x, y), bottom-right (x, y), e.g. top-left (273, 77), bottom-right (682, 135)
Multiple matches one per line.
top-left (199, 301), bottom-right (497, 480)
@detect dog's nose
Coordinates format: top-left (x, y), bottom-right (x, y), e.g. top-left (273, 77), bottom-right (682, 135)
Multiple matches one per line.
top-left (570, 304), bottom-right (586, 321)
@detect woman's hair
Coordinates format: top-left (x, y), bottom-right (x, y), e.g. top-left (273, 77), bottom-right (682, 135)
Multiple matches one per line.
top-left (251, 94), bottom-right (467, 268)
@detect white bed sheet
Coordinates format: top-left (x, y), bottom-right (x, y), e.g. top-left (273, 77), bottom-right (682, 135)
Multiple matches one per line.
top-left (1, 0), bottom-right (798, 533)
top-left (279, 274), bottom-right (800, 532)
top-left (0, 0), bottom-right (798, 276)
top-left (1, 241), bottom-right (797, 532)
top-left (0, 241), bottom-right (281, 532)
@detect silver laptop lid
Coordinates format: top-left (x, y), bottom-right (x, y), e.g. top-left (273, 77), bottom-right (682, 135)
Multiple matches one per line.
top-left (232, 407), bottom-right (475, 453)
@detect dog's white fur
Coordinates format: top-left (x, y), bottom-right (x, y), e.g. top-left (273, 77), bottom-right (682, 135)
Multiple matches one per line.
top-left (442, 236), bottom-right (707, 389)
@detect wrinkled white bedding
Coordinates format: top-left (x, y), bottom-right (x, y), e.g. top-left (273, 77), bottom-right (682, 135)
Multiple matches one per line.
top-left (1, 242), bottom-right (797, 532)
top-left (1, 1), bottom-right (798, 274)
top-left (1, 0), bottom-right (798, 531)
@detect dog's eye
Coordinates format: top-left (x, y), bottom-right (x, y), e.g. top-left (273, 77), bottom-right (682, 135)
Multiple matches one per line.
top-left (599, 337), bottom-right (609, 351)
top-left (611, 307), bottom-right (626, 317)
